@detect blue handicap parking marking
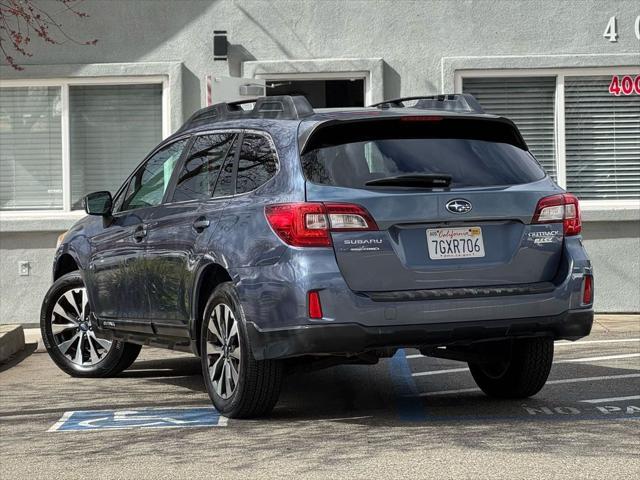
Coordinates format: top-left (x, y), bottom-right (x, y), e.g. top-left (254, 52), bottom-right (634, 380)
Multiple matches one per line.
top-left (389, 349), bottom-right (428, 422)
top-left (49, 407), bottom-right (226, 432)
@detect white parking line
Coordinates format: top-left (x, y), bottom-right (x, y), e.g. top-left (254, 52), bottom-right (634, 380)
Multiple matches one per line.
top-left (318, 415), bottom-right (374, 422)
top-left (580, 395), bottom-right (640, 404)
top-left (127, 368), bottom-right (175, 373)
top-left (415, 373), bottom-right (640, 397)
top-left (47, 411), bottom-right (74, 432)
top-left (556, 353), bottom-right (640, 363)
top-left (411, 353), bottom-right (640, 377)
top-left (416, 387), bottom-right (480, 396)
top-left (556, 338), bottom-right (639, 347)
top-left (412, 368), bottom-right (469, 377)
top-left (406, 338), bottom-right (640, 359)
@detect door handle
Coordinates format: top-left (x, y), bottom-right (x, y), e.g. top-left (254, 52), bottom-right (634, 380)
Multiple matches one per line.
top-left (193, 217), bottom-right (210, 232)
top-left (133, 226), bottom-right (147, 242)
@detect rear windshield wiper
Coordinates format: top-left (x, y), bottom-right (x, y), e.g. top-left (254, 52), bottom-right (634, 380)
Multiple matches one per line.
top-left (365, 174), bottom-right (452, 188)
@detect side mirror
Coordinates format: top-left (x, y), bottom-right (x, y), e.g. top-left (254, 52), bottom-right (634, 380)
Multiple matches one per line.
top-left (84, 191), bottom-right (113, 216)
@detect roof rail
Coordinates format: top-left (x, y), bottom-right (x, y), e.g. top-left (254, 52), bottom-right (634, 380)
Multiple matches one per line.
top-left (177, 95), bottom-right (314, 133)
top-left (370, 94), bottom-right (485, 114)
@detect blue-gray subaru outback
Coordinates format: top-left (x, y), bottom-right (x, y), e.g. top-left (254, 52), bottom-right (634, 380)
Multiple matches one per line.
top-left (41, 94), bottom-right (594, 418)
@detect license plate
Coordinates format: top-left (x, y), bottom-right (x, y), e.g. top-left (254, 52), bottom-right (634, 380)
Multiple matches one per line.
top-left (427, 226), bottom-right (485, 260)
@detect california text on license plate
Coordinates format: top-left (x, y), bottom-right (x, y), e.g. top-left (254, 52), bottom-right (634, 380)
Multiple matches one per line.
top-left (427, 226), bottom-right (485, 260)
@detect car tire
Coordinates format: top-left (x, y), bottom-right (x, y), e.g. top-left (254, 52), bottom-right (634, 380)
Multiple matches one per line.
top-left (468, 337), bottom-right (554, 398)
top-left (41, 271), bottom-right (142, 378)
top-left (200, 282), bottom-right (283, 418)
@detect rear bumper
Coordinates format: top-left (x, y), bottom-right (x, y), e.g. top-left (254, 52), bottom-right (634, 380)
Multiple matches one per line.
top-left (234, 236), bottom-right (592, 332)
top-left (246, 309), bottom-right (594, 360)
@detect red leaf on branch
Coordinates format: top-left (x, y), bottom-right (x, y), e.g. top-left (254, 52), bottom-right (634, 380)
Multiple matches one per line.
top-left (1, 0), bottom-right (98, 70)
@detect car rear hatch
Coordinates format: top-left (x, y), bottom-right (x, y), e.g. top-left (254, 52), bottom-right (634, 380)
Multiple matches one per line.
top-left (300, 115), bottom-right (567, 292)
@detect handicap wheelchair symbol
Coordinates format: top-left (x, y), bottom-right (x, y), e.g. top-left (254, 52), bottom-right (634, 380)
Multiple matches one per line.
top-left (49, 407), bottom-right (226, 432)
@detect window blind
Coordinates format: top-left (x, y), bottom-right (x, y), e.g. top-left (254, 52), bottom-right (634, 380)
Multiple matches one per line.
top-left (0, 87), bottom-right (63, 210)
top-left (462, 77), bottom-right (557, 179)
top-left (70, 84), bottom-right (163, 209)
top-left (565, 76), bottom-right (640, 200)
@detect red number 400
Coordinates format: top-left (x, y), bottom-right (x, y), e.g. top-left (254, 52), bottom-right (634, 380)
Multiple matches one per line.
top-left (609, 75), bottom-right (640, 96)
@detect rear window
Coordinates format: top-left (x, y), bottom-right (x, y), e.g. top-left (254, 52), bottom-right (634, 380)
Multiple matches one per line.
top-left (301, 118), bottom-right (546, 189)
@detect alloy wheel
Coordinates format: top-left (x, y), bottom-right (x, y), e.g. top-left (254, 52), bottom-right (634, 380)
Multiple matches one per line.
top-left (205, 303), bottom-right (241, 399)
top-left (50, 287), bottom-right (113, 366)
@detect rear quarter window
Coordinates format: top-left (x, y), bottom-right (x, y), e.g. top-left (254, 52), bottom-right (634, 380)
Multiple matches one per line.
top-left (301, 118), bottom-right (546, 189)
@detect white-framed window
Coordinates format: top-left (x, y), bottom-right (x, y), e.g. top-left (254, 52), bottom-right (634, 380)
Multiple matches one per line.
top-left (0, 76), bottom-right (169, 212)
top-left (456, 68), bottom-right (640, 209)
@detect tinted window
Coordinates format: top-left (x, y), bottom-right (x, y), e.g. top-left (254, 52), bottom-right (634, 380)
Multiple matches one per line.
top-left (120, 139), bottom-right (187, 211)
top-left (301, 118), bottom-right (545, 189)
top-left (111, 186), bottom-right (126, 212)
top-left (172, 133), bottom-right (236, 202)
top-left (212, 136), bottom-right (238, 197)
top-left (236, 133), bottom-right (278, 194)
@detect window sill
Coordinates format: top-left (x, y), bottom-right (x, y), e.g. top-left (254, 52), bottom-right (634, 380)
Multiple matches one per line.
top-left (0, 211), bottom-right (86, 233)
top-left (581, 204), bottom-right (640, 223)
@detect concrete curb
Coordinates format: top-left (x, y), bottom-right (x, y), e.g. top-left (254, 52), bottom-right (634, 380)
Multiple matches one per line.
top-left (0, 325), bottom-right (26, 363)
top-left (24, 328), bottom-right (46, 353)
top-left (591, 314), bottom-right (640, 334)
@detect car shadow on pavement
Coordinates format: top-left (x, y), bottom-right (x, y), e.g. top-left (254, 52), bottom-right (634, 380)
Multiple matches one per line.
top-left (117, 355), bottom-right (640, 427)
top-left (118, 355), bottom-right (207, 392)
top-left (0, 343), bottom-right (37, 374)
top-left (119, 356), bottom-right (201, 378)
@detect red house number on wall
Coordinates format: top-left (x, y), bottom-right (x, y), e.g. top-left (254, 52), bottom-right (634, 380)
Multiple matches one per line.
top-left (608, 75), bottom-right (640, 96)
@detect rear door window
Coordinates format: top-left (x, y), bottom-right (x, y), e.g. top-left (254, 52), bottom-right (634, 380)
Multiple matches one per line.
top-left (172, 133), bottom-right (236, 202)
top-left (212, 136), bottom-right (238, 198)
top-left (236, 133), bottom-right (278, 194)
top-left (301, 118), bottom-right (546, 189)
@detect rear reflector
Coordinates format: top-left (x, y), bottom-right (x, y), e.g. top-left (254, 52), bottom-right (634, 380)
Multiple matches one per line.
top-left (532, 193), bottom-right (582, 236)
top-left (583, 275), bottom-right (593, 305)
top-left (308, 291), bottom-right (323, 319)
top-left (265, 202), bottom-right (378, 247)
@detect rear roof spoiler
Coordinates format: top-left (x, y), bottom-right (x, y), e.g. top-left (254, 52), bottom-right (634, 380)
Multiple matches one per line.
top-left (299, 115), bottom-right (528, 155)
top-left (370, 94), bottom-right (485, 114)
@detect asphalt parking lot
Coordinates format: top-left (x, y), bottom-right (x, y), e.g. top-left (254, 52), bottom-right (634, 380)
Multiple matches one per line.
top-left (1, 316), bottom-right (638, 480)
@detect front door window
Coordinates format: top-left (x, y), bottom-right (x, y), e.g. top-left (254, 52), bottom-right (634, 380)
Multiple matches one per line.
top-left (120, 139), bottom-right (188, 211)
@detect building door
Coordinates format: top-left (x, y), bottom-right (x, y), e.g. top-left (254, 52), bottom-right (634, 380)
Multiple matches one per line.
top-left (266, 79), bottom-right (365, 108)
top-left (205, 75), bottom-right (366, 108)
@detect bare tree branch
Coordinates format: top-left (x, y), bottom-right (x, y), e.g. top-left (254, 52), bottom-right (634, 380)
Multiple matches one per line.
top-left (0, 0), bottom-right (97, 70)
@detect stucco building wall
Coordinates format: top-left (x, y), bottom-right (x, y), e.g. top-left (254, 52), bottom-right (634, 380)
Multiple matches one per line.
top-left (1, 0), bottom-right (638, 324)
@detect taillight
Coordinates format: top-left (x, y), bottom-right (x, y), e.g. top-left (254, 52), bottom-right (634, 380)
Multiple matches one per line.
top-left (583, 275), bottom-right (593, 305)
top-left (264, 202), bottom-right (378, 247)
top-left (532, 193), bottom-right (581, 236)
